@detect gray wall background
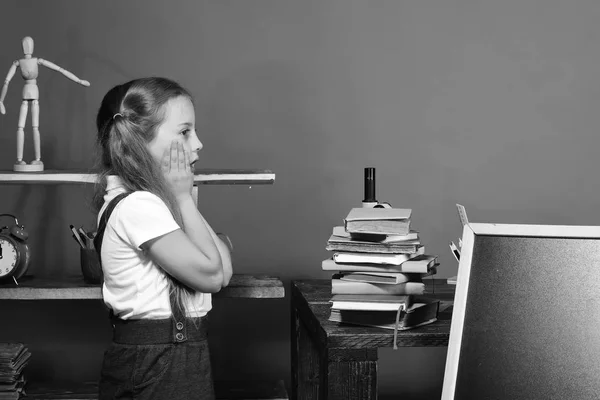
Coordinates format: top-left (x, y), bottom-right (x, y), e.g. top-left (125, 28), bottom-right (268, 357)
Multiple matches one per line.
top-left (0, 1), bottom-right (598, 398)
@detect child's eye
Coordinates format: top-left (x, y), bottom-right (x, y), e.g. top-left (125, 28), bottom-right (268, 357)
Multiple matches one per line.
top-left (180, 129), bottom-right (190, 136)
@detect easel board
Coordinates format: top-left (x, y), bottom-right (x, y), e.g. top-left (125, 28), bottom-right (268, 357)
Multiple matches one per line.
top-left (442, 222), bottom-right (600, 400)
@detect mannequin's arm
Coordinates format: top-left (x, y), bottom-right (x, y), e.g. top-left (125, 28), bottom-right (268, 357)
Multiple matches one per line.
top-left (0, 61), bottom-right (19, 114)
top-left (38, 58), bottom-right (90, 86)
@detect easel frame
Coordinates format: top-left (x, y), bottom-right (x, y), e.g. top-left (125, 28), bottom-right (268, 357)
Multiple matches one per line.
top-left (442, 222), bottom-right (600, 399)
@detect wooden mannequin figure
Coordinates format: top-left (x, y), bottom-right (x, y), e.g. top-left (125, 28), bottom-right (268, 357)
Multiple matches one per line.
top-left (0, 36), bottom-right (90, 172)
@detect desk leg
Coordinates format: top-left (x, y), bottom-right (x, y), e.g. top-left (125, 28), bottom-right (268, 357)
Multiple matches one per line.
top-left (292, 300), bottom-right (322, 399)
top-left (291, 297), bottom-right (378, 399)
top-left (291, 295), bottom-right (299, 399)
top-left (327, 348), bottom-right (378, 400)
top-left (297, 317), bottom-right (326, 400)
top-left (293, 323), bottom-right (378, 400)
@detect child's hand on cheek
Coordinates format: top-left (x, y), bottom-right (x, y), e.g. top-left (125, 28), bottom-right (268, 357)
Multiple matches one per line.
top-left (162, 139), bottom-right (194, 203)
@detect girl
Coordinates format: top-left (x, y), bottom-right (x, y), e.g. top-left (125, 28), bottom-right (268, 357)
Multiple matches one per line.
top-left (93, 77), bottom-right (233, 400)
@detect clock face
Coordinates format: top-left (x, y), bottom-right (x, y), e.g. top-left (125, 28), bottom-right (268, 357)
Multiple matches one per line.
top-left (0, 238), bottom-right (18, 278)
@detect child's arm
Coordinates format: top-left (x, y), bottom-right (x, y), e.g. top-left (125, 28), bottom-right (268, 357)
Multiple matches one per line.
top-left (125, 193), bottom-right (224, 293)
top-left (214, 233), bottom-right (233, 287)
top-left (194, 211), bottom-right (233, 287)
top-left (143, 197), bottom-right (223, 293)
top-left (165, 198), bottom-right (232, 288)
top-left (143, 141), bottom-right (224, 293)
top-left (216, 233), bottom-right (233, 287)
top-left (177, 196), bottom-right (225, 279)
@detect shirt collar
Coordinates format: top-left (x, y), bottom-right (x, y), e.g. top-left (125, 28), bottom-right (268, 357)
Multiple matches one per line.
top-left (106, 175), bottom-right (126, 193)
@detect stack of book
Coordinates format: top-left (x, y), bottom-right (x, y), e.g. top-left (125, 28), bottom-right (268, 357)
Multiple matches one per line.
top-left (0, 343), bottom-right (30, 400)
top-left (322, 207), bottom-right (440, 342)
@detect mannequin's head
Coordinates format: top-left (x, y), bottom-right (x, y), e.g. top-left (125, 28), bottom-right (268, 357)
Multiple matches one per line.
top-left (22, 37), bottom-right (34, 56)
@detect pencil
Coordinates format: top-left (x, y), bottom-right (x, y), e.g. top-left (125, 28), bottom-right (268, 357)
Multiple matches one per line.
top-left (70, 225), bottom-right (85, 248)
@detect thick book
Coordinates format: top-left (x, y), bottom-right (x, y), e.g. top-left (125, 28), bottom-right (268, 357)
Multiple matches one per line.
top-left (344, 208), bottom-right (412, 235)
top-left (323, 255), bottom-right (437, 274)
top-left (330, 294), bottom-right (413, 312)
top-left (332, 226), bottom-right (419, 243)
top-left (331, 276), bottom-right (425, 295)
top-left (338, 269), bottom-right (436, 284)
top-left (326, 234), bottom-right (422, 254)
top-left (328, 300), bottom-right (439, 331)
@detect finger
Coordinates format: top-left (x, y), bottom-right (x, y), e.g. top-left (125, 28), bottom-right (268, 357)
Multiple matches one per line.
top-left (161, 146), bottom-right (170, 172)
top-left (170, 140), bottom-right (178, 172)
top-left (178, 142), bottom-right (186, 171)
top-left (183, 147), bottom-right (191, 173)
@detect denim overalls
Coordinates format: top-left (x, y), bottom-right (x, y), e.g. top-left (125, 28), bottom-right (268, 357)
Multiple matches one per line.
top-left (95, 192), bottom-right (216, 400)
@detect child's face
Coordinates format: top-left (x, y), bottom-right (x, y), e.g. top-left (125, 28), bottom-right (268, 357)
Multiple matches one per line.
top-left (147, 95), bottom-right (202, 169)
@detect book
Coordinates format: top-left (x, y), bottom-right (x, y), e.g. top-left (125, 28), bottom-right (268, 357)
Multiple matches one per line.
top-left (326, 234), bottom-right (422, 254)
top-left (333, 247), bottom-right (425, 265)
top-left (0, 343), bottom-right (29, 400)
top-left (332, 226), bottom-right (419, 243)
top-left (332, 247), bottom-right (426, 265)
top-left (0, 392), bottom-right (21, 400)
top-left (0, 344), bottom-right (29, 378)
top-left (331, 276), bottom-right (425, 295)
top-left (0, 376), bottom-right (25, 392)
top-left (338, 270), bottom-right (436, 284)
top-left (344, 208), bottom-right (411, 235)
top-left (330, 294), bottom-right (413, 312)
top-left (328, 300), bottom-right (440, 331)
top-left (323, 255), bottom-right (437, 274)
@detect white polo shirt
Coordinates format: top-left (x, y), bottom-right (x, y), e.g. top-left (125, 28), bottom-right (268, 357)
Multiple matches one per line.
top-left (97, 175), bottom-right (212, 319)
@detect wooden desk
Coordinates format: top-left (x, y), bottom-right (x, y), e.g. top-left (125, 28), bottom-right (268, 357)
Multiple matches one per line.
top-left (290, 279), bottom-right (455, 400)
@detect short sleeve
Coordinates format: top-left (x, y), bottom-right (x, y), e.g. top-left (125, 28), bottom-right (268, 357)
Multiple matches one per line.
top-left (112, 191), bottom-right (181, 249)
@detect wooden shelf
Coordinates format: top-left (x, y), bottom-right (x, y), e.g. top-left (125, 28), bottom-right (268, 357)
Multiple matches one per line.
top-left (25, 381), bottom-right (97, 400)
top-left (0, 274), bottom-right (284, 300)
top-left (25, 379), bottom-right (288, 399)
top-left (0, 169), bottom-right (275, 185)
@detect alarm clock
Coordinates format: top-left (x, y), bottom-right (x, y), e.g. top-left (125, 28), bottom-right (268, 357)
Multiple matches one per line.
top-left (0, 214), bottom-right (30, 282)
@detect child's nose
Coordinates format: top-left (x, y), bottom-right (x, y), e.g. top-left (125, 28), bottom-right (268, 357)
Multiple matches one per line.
top-left (191, 131), bottom-right (203, 152)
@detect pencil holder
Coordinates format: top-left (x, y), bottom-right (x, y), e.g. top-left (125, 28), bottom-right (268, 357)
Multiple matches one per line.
top-left (80, 247), bottom-right (103, 284)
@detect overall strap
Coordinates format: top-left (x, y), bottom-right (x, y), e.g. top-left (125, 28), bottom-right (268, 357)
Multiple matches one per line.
top-left (94, 192), bottom-right (132, 263)
top-left (94, 192), bottom-right (131, 323)
top-left (169, 288), bottom-right (189, 343)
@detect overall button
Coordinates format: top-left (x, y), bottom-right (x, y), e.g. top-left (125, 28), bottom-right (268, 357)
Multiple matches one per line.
top-left (176, 322), bottom-right (184, 331)
top-left (175, 332), bottom-right (184, 341)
